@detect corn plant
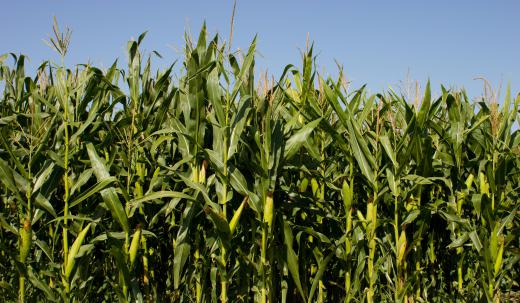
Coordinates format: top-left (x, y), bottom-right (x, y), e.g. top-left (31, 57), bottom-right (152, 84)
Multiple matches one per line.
top-left (0, 21), bottom-right (519, 303)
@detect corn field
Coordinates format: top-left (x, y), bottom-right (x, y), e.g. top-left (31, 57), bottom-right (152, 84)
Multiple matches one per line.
top-left (0, 23), bottom-right (519, 303)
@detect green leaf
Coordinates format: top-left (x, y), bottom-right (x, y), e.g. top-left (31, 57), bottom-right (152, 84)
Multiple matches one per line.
top-left (207, 66), bottom-right (225, 124)
top-left (469, 230), bottom-right (483, 252)
top-left (401, 209), bottom-right (421, 226)
top-left (0, 131), bottom-right (28, 179)
top-left (0, 158), bottom-right (17, 193)
top-left (69, 177), bottom-right (118, 209)
top-left (128, 191), bottom-right (195, 209)
top-left (440, 211), bottom-right (470, 229)
top-left (417, 80), bottom-right (431, 128)
top-left (173, 242), bottom-right (190, 290)
top-left (70, 168), bottom-right (93, 196)
top-left (32, 162), bottom-right (55, 194)
top-left (86, 143), bottom-right (129, 232)
top-left (205, 148), bottom-right (224, 173)
top-left (284, 117), bottom-right (322, 160)
top-left (308, 252), bottom-right (333, 303)
top-left (447, 232), bottom-right (469, 249)
top-left (283, 220), bottom-right (306, 301)
top-left (380, 135), bottom-right (397, 167)
top-left (347, 119), bottom-right (375, 184)
top-left (34, 239), bottom-right (54, 262)
top-left (34, 194), bottom-right (56, 217)
top-left (204, 206), bottom-right (231, 243)
top-left (27, 270), bottom-right (57, 301)
top-left (229, 37), bottom-right (256, 102)
top-left (228, 96), bottom-right (251, 160)
top-left (386, 168), bottom-right (399, 197)
top-left (229, 166), bottom-right (249, 197)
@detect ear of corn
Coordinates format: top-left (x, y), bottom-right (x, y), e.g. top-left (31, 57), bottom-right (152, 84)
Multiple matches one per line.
top-left (128, 225), bottom-right (141, 268)
top-left (229, 197), bottom-right (247, 235)
top-left (0, 21), bottom-right (518, 302)
top-left (263, 192), bottom-right (274, 231)
top-left (64, 223), bottom-right (91, 280)
top-left (18, 218), bottom-right (32, 263)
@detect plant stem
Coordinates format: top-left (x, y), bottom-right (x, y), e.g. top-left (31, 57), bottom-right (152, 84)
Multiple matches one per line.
top-left (220, 201), bottom-right (228, 303)
top-left (62, 67), bottom-right (71, 295)
top-left (195, 247), bottom-right (202, 303)
top-left (394, 195), bottom-right (401, 302)
top-left (261, 224), bottom-right (268, 303)
top-left (19, 275), bottom-right (25, 303)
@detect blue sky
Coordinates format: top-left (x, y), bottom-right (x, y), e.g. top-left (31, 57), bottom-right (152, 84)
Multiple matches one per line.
top-left (2, 1), bottom-right (519, 98)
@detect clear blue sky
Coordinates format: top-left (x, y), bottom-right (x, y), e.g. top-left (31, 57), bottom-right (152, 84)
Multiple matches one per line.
top-left (2, 1), bottom-right (519, 98)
